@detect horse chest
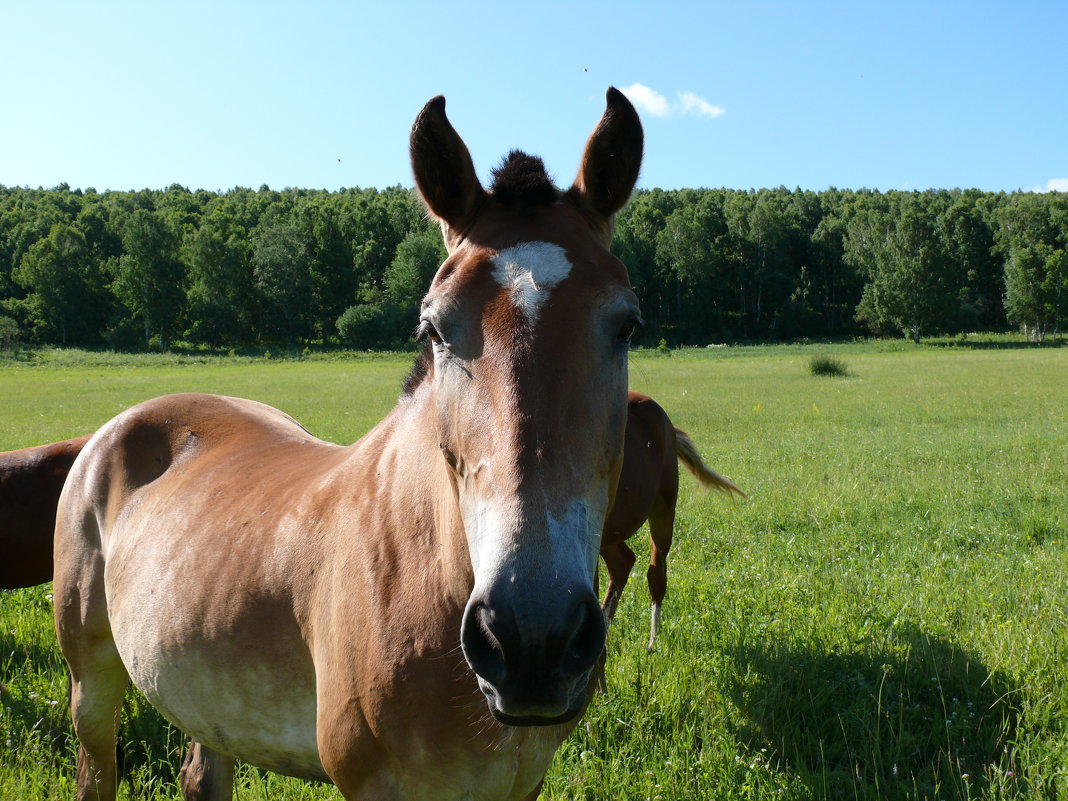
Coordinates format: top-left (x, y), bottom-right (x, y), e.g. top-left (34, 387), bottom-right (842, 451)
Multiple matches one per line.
top-left (312, 641), bottom-right (568, 799)
top-left (374, 726), bottom-right (566, 801)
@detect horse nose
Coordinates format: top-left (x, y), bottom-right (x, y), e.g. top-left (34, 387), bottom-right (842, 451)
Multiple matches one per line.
top-left (461, 588), bottom-right (606, 725)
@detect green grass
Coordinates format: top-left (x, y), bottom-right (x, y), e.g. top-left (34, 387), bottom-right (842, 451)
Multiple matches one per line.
top-left (2, 341), bottom-right (1067, 800)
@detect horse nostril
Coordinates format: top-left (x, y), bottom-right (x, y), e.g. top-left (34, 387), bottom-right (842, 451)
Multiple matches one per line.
top-left (564, 595), bottom-right (607, 673)
top-left (460, 601), bottom-right (507, 686)
top-left (462, 589), bottom-right (606, 719)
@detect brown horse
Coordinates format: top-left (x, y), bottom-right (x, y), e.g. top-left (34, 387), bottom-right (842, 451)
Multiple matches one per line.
top-left (601, 392), bottom-right (742, 651)
top-left (52, 89), bottom-right (644, 801)
top-left (0, 435), bottom-right (90, 589)
top-left (1, 398), bottom-right (734, 796)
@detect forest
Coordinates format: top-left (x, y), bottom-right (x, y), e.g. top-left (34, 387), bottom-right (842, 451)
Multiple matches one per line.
top-left (1, 181), bottom-right (1066, 351)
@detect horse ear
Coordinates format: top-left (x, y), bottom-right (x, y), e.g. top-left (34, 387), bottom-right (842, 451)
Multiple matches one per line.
top-left (569, 87), bottom-right (644, 231)
top-left (410, 96), bottom-right (485, 248)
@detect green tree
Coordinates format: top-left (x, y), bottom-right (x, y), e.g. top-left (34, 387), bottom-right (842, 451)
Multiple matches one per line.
top-left (656, 190), bottom-right (731, 342)
top-left (809, 211), bottom-right (864, 336)
top-left (384, 229), bottom-right (446, 315)
top-left (939, 190), bottom-right (1002, 330)
top-left (1004, 244), bottom-right (1068, 341)
top-left (849, 198), bottom-right (956, 342)
top-left (343, 188), bottom-right (425, 304)
top-left (612, 189), bottom-right (675, 341)
top-left (745, 190), bottom-right (803, 338)
top-left (295, 196), bottom-right (357, 342)
top-left (113, 209), bottom-right (186, 349)
top-left (0, 314), bottom-right (19, 349)
top-left (12, 223), bottom-right (108, 344)
top-left (336, 303), bottom-right (406, 349)
top-left (183, 219), bottom-right (252, 346)
top-left (251, 221), bottom-right (311, 344)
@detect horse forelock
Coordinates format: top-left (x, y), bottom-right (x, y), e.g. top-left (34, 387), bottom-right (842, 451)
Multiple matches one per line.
top-left (489, 151), bottom-right (560, 207)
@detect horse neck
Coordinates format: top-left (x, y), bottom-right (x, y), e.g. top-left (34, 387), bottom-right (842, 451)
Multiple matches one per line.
top-left (346, 387), bottom-right (472, 600)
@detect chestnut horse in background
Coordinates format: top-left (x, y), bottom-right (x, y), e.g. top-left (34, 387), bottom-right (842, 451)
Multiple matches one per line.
top-left (602, 392), bottom-right (742, 651)
top-left (0, 436), bottom-right (90, 589)
top-left (50, 89), bottom-right (644, 801)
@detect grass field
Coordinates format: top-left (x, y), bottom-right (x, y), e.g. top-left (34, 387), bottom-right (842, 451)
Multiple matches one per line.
top-left (2, 340), bottom-right (1066, 800)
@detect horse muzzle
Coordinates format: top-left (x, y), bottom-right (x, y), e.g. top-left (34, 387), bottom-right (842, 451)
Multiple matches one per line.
top-left (460, 586), bottom-right (606, 726)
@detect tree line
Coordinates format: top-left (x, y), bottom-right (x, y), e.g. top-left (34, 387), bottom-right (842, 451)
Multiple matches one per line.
top-left (1, 182), bottom-right (1066, 351)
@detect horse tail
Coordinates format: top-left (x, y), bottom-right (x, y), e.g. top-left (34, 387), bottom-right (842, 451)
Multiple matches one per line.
top-left (673, 428), bottom-right (745, 498)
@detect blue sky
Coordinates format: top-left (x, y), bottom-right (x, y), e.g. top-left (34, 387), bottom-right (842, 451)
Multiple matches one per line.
top-left (4, 1), bottom-right (1066, 194)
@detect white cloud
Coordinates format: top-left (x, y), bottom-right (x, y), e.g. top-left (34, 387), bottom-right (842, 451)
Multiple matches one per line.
top-left (678, 90), bottom-right (725, 119)
top-left (620, 83), bottom-right (725, 120)
top-left (620, 83), bottom-right (671, 117)
top-left (1028, 177), bottom-right (1068, 193)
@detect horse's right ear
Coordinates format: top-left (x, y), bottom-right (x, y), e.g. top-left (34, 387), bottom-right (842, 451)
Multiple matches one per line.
top-left (410, 96), bottom-right (486, 250)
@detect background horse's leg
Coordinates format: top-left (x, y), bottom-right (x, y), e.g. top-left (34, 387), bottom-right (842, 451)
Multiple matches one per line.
top-left (599, 541), bottom-right (636, 623)
top-left (643, 419), bottom-right (682, 653)
top-left (180, 739), bottom-right (235, 801)
top-left (645, 490), bottom-right (677, 653)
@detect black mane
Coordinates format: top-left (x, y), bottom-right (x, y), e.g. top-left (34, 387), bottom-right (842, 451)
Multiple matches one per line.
top-left (401, 340), bottom-right (433, 396)
top-left (489, 151), bottom-right (560, 206)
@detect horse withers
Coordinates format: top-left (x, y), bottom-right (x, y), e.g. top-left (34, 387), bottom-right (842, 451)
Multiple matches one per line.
top-left (53, 88), bottom-right (643, 801)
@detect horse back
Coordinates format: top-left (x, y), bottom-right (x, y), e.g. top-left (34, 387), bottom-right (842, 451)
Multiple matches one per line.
top-left (54, 392), bottom-right (348, 622)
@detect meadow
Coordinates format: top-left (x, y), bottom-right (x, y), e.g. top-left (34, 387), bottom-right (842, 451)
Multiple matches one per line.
top-left (1, 340), bottom-right (1066, 800)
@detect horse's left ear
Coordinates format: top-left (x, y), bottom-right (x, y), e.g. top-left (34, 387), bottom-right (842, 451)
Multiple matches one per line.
top-left (410, 96), bottom-right (486, 251)
top-left (568, 87), bottom-right (644, 240)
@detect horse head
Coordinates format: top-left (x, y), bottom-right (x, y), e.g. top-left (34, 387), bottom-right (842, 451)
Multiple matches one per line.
top-left (409, 88), bottom-right (643, 725)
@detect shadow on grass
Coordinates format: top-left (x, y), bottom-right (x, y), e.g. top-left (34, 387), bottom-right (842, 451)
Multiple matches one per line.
top-left (729, 627), bottom-right (1023, 801)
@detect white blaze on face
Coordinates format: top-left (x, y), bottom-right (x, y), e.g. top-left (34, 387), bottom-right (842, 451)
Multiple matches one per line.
top-left (490, 242), bottom-right (573, 322)
top-left (463, 494), bottom-right (604, 597)
top-left (460, 240), bottom-right (604, 610)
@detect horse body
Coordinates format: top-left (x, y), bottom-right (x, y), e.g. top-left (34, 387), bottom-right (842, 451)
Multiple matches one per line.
top-left (69, 395), bottom-right (334, 780)
top-left (53, 89), bottom-right (644, 801)
top-left (60, 392), bottom-right (555, 798)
